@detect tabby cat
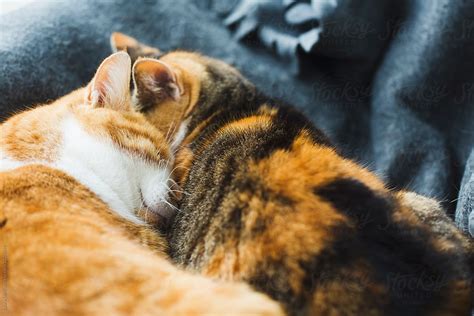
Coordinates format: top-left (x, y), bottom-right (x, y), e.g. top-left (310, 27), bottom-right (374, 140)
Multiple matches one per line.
top-left (112, 33), bottom-right (473, 316)
top-left (0, 52), bottom-right (283, 315)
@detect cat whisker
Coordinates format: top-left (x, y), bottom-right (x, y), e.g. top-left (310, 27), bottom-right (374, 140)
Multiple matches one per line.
top-left (167, 177), bottom-right (181, 188)
top-left (168, 165), bottom-right (186, 176)
top-left (166, 180), bottom-right (190, 197)
top-left (160, 198), bottom-right (182, 213)
top-left (164, 122), bottom-right (179, 144)
top-left (169, 165), bottom-right (190, 176)
top-left (167, 188), bottom-right (185, 193)
top-left (164, 122), bottom-right (175, 143)
top-left (172, 143), bottom-right (186, 155)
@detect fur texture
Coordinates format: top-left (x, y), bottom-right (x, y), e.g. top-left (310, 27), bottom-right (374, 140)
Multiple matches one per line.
top-left (113, 34), bottom-right (473, 316)
top-left (0, 52), bottom-right (283, 315)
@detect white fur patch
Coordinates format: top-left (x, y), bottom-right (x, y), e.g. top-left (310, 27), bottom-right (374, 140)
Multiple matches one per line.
top-left (171, 119), bottom-right (189, 152)
top-left (0, 115), bottom-right (171, 224)
top-left (0, 150), bottom-right (26, 173)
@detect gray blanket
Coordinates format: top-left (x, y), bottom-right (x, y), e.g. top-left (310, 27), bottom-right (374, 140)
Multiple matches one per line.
top-left (0, 0), bottom-right (472, 237)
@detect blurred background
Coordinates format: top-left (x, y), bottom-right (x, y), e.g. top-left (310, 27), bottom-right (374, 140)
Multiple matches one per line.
top-left (1, 0), bottom-right (34, 14)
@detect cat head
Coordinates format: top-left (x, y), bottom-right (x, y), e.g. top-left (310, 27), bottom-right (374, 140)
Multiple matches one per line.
top-left (110, 32), bottom-right (257, 142)
top-left (0, 52), bottom-right (175, 224)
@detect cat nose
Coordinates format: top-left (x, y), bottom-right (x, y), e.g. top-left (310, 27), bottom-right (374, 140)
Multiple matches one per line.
top-left (154, 201), bottom-right (177, 220)
top-left (138, 192), bottom-right (177, 226)
top-left (141, 190), bottom-right (177, 220)
top-left (142, 199), bottom-right (177, 230)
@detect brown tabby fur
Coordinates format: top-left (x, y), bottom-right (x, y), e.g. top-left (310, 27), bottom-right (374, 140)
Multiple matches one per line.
top-left (113, 33), bottom-right (473, 316)
top-left (0, 52), bottom-right (283, 315)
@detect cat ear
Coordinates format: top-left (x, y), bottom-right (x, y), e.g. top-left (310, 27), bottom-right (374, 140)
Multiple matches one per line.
top-left (132, 58), bottom-right (183, 106)
top-left (84, 52), bottom-right (132, 111)
top-left (110, 32), bottom-right (161, 63)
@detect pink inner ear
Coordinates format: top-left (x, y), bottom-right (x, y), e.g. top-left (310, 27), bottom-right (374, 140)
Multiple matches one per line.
top-left (85, 81), bottom-right (100, 107)
top-left (86, 52), bottom-right (132, 110)
top-left (134, 59), bottom-right (182, 101)
top-left (153, 68), bottom-right (173, 83)
top-left (86, 66), bottom-right (112, 108)
top-left (92, 80), bottom-right (107, 105)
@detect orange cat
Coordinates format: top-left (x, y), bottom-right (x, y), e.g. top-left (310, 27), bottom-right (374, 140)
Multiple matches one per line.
top-left (0, 52), bottom-right (282, 315)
